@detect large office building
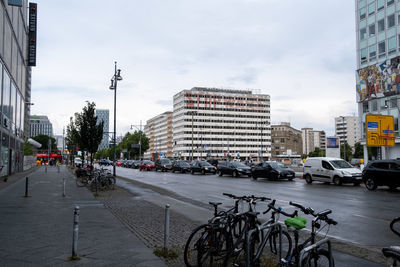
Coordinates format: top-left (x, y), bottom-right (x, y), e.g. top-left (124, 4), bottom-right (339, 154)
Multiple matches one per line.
top-left (334, 116), bottom-right (361, 151)
top-left (29, 115), bottom-right (53, 137)
top-left (1, 1), bottom-right (34, 176)
top-left (301, 128), bottom-right (326, 155)
top-left (271, 122), bottom-right (302, 162)
top-left (356, 0), bottom-right (400, 160)
top-left (143, 111), bottom-right (173, 159)
top-left (172, 87), bottom-right (271, 161)
top-left (96, 109), bottom-right (109, 150)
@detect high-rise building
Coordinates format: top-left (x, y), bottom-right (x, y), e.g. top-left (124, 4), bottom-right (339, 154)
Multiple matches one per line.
top-left (334, 116), bottom-right (361, 151)
top-left (312, 130), bottom-right (326, 151)
top-left (1, 1), bottom-right (33, 176)
top-left (271, 122), bottom-right (302, 159)
top-left (29, 115), bottom-right (53, 137)
top-left (96, 109), bottom-right (109, 150)
top-left (172, 87), bottom-right (271, 161)
top-left (143, 111), bottom-right (173, 159)
top-left (355, 0), bottom-right (400, 161)
top-left (301, 128), bottom-right (326, 155)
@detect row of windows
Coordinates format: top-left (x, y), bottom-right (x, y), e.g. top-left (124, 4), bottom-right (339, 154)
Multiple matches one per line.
top-left (175, 131), bottom-right (271, 136)
top-left (174, 150), bottom-right (271, 154)
top-left (184, 100), bottom-right (269, 108)
top-left (174, 144), bottom-right (272, 148)
top-left (174, 137), bottom-right (271, 142)
top-left (180, 119), bottom-right (271, 125)
top-left (359, 12), bottom-right (398, 41)
top-left (360, 34), bottom-right (400, 62)
top-left (184, 94), bottom-right (268, 102)
top-left (359, 0), bottom-right (395, 21)
top-left (175, 106), bottom-right (270, 114)
top-left (182, 125), bottom-right (271, 131)
top-left (174, 112), bottom-right (269, 120)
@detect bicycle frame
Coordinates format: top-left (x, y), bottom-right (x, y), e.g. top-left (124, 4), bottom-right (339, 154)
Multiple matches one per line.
top-left (299, 238), bottom-right (333, 267)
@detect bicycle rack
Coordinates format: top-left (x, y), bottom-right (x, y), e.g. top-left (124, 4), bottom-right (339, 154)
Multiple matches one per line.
top-left (298, 238), bottom-right (333, 267)
top-left (246, 221), bottom-right (282, 267)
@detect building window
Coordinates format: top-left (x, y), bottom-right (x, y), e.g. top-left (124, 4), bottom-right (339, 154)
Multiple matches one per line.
top-left (369, 44), bottom-right (376, 60)
top-left (387, 0), bottom-right (394, 6)
top-left (369, 23), bottom-right (375, 36)
top-left (388, 14), bottom-right (395, 28)
top-left (388, 36), bottom-right (396, 53)
top-left (368, 2), bottom-right (375, 15)
top-left (377, 0), bottom-right (384, 11)
top-left (378, 41), bottom-right (386, 57)
top-left (372, 100), bottom-right (378, 111)
top-left (360, 7), bottom-right (367, 20)
top-left (361, 48), bottom-right (368, 62)
top-left (378, 19), bottom-right (385, 32)
top-left (363, 102), bottom-right (369, 113)
top-left (360, 27), bottom-right (367, 40)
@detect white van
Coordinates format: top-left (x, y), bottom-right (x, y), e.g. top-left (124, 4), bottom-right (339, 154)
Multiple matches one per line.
top-left (303, 157), bottom-right (362, 185)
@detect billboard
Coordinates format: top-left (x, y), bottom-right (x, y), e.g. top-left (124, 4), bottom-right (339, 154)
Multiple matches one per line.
top-left (28, 3), bottom-right (37, 66)
top-left (326, 137), bottom-right (340, 158)
top-left (366, 114), bottom-right (395, 147)
top-left (356, 56), bottom-right (400, 102)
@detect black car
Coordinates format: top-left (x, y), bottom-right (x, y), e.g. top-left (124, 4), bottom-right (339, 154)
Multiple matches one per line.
top-left (132, 160), bottom-right (141, 169)
top-left (190, 161), bottom-right (217, 174)
top-left (217, 161), bottom-right (252, 177)
top-left (207, 159), bottom-right (219, 168)
top-left (155, 158), bottom-right (173, 172)
top-left (362, 159), bottom-right (400, 190)
top-left (251, 161), bottom-right (296, 181)
top-left (99, 159), bottom-right (113, 166)
top-left (172, 160), bottom-right (191, 173)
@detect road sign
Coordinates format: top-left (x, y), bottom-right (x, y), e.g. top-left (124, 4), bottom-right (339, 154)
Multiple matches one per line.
top-left (122, 149), bottom-right (128, 153)
top-left (131, 144), bottom-right (141, 148)
top-left (366, 114), bottom-right (395, 147)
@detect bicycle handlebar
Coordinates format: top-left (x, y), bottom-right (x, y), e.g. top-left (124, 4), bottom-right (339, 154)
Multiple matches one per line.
top-left (264, 202), bottom-right (298, 218)
top-left (289, 201), bottom-right (337, 225)
top-left (223, 193), bottom-right (271, 202)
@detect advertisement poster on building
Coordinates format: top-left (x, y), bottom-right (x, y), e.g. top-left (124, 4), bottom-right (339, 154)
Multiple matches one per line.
top-left (326, 137), bottom-right (340, 158)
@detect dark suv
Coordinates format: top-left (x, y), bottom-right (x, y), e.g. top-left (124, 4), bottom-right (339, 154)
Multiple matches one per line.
top-left (217, 161), bottom-right (251, 177)
top-left (190, 161), bottom-right (217, 174)
top-left (362, 159), bottom-right (400, 190)
top-left (155, 158), bottom-right (172, 172)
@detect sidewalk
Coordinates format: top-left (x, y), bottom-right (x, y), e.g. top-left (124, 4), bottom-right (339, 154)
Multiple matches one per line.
top-left (0, 165), bottom-right (166, 267)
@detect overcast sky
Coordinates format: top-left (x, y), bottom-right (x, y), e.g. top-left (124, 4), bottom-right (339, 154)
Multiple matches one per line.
top-left (30, 0), bottom-right (357, 137)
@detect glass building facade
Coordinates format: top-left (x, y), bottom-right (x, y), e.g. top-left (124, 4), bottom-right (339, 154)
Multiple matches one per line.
top-left (0, 0), bottom-right (32, 176)
top-left (356, 0), bottom-right (400, 160)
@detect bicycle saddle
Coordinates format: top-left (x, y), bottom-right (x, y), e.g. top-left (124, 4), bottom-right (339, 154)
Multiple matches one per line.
top-left (285, 216), bottom-right (307, 230)
top-left (382, 246), bottom-right (400, 260)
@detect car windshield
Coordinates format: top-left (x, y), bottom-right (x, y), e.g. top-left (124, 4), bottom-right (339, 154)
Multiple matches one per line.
top-left (330, 160), bottom-right (352, 169)
top-left (200, 161), bottom-right (212, 167)
top-left (161, 159), bottom-right (171, 164)
top-left (232, 162), bottom-right (248, 168)
top-left (143, 160), bottom-right (153, 164)
top-left (180, 162), bottom-right (190, 167)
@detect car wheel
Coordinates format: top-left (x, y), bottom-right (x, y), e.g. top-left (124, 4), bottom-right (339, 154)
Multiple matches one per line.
top-left (218, 171), bottom-right (223, 177)
top-left (305, 174), bottom-right (312, 184)
top-left (365, 177), bottom-right (377, 191)
top-left (201, 169), bottom-right (206, 175)
top-left (333, 176), bottom-right (342, 186)
top-left (233, 171), bottom-right (238, 178)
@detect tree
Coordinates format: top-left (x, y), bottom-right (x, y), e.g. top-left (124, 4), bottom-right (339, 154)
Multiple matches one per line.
top-left (24, 141), bottom-right (34, 156)
top-left (353, 142), bottom-right (363, 159)
top-left (65, 115), bottom-right (80, 162)
top-left (308, 147), bottom-right (326, 157)
top-left (32, 134), bottom-right (57, 150)
top-left (340, 143), bottom-right (352, 161)
top-left (76, 102), bottom-right (104, 165)
top-left (118, 131), bottom-right (150, 160)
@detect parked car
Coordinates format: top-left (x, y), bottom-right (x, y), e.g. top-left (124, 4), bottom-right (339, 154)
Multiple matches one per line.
top-left (116, 160), bottom-right (123, 167)
top-left (139, 160), bottom-right (155, 171)
top-left (132, 160), bottom-right (141, 169)
top-left (124, 160), bottom-right (134, 168)
top-left (74, 158), bottom-right (82, 167)
top-left (207, 159), bottom-right (219, 169)
top-left (190, 160), bottom-right (217, 174)
top-left (99, 159), bottom-right (113, 166)
top-left (155, 158), bottom-right (173, 172)
top-left (303, 157), bottom-right (362, 186)
top-left (217, 161), bottom-right (251, 177)
top-left (251, 161), bottom-right (295, 180)
top-left (362, 159), bottom-right (400, 190)
top-left (172, 160), bottom-right (191, 173)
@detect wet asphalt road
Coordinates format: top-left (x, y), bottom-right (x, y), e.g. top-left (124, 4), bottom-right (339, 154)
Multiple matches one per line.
top-left (105, 166), bottom-right (399, 248)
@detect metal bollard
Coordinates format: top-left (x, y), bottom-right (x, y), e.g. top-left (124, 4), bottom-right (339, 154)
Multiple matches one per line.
top-left (62, 178), bottom-right (66, 197)
top-left (164, 204), bottom-right (170, 252)
top-left (72, 206), bottom-right (80, 258)
top-left (24, 177), bottom-right (29, 197)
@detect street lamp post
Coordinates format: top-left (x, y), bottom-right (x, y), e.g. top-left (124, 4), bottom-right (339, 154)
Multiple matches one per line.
top-left (109, 62), bottom-right (122, 177)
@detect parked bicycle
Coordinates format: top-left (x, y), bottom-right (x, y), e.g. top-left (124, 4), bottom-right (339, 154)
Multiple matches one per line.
top-left (75, 166), bottom-right (115, 191)
top-left (382, 217), bottom-right (400, 267)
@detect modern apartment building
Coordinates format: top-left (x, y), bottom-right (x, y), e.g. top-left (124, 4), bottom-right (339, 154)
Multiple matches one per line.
top-left (29, 115), bottom-right (52, 137)
top-left (302, 128), bottom-right (326, 155)
top-left (172, 87), bottom-right (271, 161)
top-left (144, 111), bottom-right (173, 159)
top-left (356, 0), bottom-right (400, 160)
top-left (0, 1), bottom-right (33, 176)
top-left (96, 109), bottom-right (109, 150)
top-left (271, 122), bottom-right (302, 159)
top-left (334, 116), bottom-right (361, 150)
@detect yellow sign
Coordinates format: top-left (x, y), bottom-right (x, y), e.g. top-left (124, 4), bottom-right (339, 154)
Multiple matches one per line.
top-left (366, 114), bottom-right (395, 147)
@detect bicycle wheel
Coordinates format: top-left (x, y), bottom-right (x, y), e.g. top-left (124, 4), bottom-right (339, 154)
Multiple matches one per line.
top-left (224, 231), bottom-right (260, 267)
top-left (266, 228), bottom-right (292, 261)
top-left (301, 248), bottom-right (334, 267)
top-left (107, 176), bottom-right (116, 190)
top-left (197, 227), bottom-right (232, 267)
top-left (184, 224), bottom-right (209, 267)
top-left (76, 176), bottom-right (86, 187)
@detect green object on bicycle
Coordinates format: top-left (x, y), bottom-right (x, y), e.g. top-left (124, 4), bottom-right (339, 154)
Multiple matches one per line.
top-left (285, 216), bottom-right (307, 230)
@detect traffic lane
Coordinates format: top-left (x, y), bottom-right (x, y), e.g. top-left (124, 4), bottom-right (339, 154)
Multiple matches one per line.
top-left (112, 166), bottom-right (398, 247)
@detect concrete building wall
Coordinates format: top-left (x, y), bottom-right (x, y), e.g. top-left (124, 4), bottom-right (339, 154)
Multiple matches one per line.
top-left (271, 122), bottom-right (302, 159)
top-left (144, 111), bottom-right (173, 159)
top-left (335, 116), bottom-right (360, 150)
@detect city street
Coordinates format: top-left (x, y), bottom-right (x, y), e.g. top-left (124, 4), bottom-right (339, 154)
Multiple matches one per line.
top-left (107, 166), bottom-right (399, 249)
